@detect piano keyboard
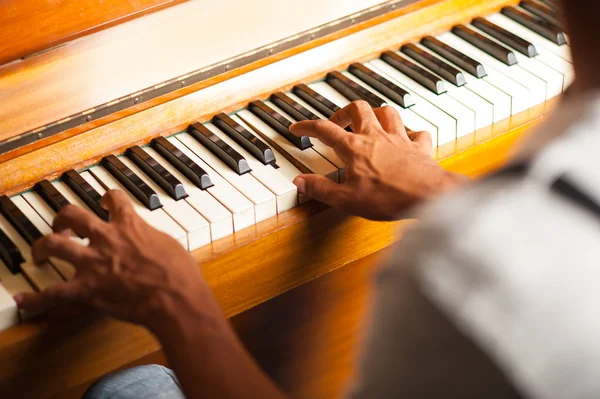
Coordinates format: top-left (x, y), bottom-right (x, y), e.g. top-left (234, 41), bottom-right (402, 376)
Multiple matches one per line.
top-left (0, 5), bottom-right (572, 331)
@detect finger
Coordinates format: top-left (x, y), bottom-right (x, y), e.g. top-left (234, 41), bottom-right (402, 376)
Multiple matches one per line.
top-left (290, 120), bottom-right (353, 159)
top-left (100, 190), bottom-right (135, 222)
top-left (32, 233), bottom-right (96, 266)
top-left (408, 130), bottom-right (433, 151)
top-left (329, 101), bottom-right (380, 134)
top-left (53, 204), bottom-right (105, 239)
top-left (293, 174), bottom-right (353, 210)
top-left (14, 280), bottom-right (85, 313)
top-left (373, 106), bottom-right (407, 137)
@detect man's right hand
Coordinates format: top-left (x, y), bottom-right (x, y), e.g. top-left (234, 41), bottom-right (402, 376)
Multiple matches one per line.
top-left (290, 101), bottom-right (467, 221)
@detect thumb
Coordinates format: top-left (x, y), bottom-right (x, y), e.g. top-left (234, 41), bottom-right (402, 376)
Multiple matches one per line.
top-left (294, 174), bottom-right (351, 209)
top-left (14, 280), bottom-right (84, 314)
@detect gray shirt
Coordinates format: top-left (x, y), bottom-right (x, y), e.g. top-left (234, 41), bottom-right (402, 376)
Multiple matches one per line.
top-left (348, 92), bottom-right (600, 399)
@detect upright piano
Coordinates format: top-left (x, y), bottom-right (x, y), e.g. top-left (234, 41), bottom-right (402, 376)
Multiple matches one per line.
top-left (0, 0), bottom-right (568, 397)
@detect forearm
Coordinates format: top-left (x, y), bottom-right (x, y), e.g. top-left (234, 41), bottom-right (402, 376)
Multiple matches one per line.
top-left (152, 289), bottom-right (288, 399)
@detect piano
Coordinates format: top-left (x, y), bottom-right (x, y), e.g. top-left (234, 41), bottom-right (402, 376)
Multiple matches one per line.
top-left (0, 0), bottom-right (568, 397)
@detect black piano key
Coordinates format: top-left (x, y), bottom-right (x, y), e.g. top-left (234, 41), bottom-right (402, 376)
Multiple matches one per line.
top-left (292, 84), bottom-right (340, 118)
top-left (452, 25), bottom-right (518, 66)
top-left (0, 228), bottom-right (24, 274)
top-left (472, 17), bottom-right (537, 58)
top-left (63, 170), bottom-right (109, 221)
top-left (213, 113), bottom-right (277, 165)
top-left (271, 92), bottom-right (321, 121)
top-left (34, 180), bottom-right (70, 213)
top-left (348, 63), bottom-right (414, 108)
top-left (188, 123), bottom-right (251, 175)
top-left (0, 196), bottom-right (43, 245)
top-left (502, 6), bottom-right (566, 45)
top-left (421, 36), bottom-right (487, 78)
top-left (519, 0), bottom-right (561, 27)
top-left (381, 51), bottom-right (447, 95)
top-left (401, 44), bottom-right (466, 87)
top-left (102, 155), bottom-right (162, 211)
top-left (151, 137), bottom-right (212, 190)
top-left (126, 146), bottom-right (187, 201)
top-left (248, 100), bottom-right (313, 150)
top-left (325, 71), bottom-right (387, 108)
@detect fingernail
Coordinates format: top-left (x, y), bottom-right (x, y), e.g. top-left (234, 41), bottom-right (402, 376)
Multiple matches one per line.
top-left (294, 177), bottom-right (306, 195)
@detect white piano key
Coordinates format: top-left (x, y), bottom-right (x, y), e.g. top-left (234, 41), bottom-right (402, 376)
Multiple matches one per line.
top-left (52, 181), bottom-right (94, 213)
top-left (441, 32), bottom-right (547, 105)
top-left (534, 50), bottom-right (574, 89)
top-left (143, 147), bottom-right (234, 242)
top-left (467, 23), bottom-right (563, 99)
top-left (204, 123), bottom-right (298, 214)
top-left (232, 115), bottom-right (304, 182)
top-left (414, 43), bottom-right (512, 122)
top-left (486, 13), bottom-right (572, 62)
top-left (80, 171), bottom-right (107, 196)
top-left (284, 92), bottom-right (356, 167)
top-left (367, 59), bottom-right (467, 143)
top-left (262, 101), bottom-right (347, 171)
top-left (0, 261), bottom-right (36, 323)
top-left (436, 33), bottom-right (533, 114)
top-left (118, 157), bottom-right (211, 251)
top-left (176, 132), bottom-right (277, 223)
top-left (13, 196), bottom-right (77, 280)
top-left (367, 57), bottom-right (477, 137)
top-left (349, 66), bottom-right (457, 145)
top-left (0, 260), bottom-right (35, 297)
top-left (374, 50), bottom-right (493, 131)
top-left (21, 191), bottom-right (56, 227)
top-left (0, 283), bottom-right (19, 331)
top-left (344, 66), bottom-right (480, 135)
top-left (0, 215), bottom-right (64, 291)
top-left (88, 166), bottom-right (189, 249)
top-left (236, 109), bottom-right (339, 183)
top-left (167, 137), bottom-right (255, 232)
top-left (309, 73), bottom-right (440, 146)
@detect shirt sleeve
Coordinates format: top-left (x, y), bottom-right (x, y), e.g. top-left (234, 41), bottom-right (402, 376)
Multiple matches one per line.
top-left (343, 218), bottom-right (521, 399)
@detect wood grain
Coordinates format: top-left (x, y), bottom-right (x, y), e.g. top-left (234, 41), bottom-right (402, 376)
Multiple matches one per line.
top-left (0, 0), bottom-right (188, 66)
top-left (0, 0), bottom-right (395, 143)
top-left (0, 0), bottom-right (518, 161)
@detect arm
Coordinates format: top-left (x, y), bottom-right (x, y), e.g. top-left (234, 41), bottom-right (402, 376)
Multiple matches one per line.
top-left (14, 192), bottom-right (288, 399)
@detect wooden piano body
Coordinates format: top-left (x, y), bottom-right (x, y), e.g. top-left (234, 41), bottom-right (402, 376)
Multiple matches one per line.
top-left (0, 0), bottom-right (560, 397)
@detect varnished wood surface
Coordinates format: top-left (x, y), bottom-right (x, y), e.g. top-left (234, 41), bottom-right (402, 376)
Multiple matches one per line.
top-left (0, 0), bottom-right (518, 163)
top-left (231, 248), bottom-right (390, 399)
top-left (0, 0), bottom-right (188, 66)
top-left (0, 0), bottom-right (519, 194)
top-left (0, 0), bottom-right (389, 144)
top-left (57, 247), bottom-right (389, 399)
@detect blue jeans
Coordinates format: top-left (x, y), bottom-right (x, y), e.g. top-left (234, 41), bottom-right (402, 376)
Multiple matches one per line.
top-left (82, 365), bottom-right (185, 399)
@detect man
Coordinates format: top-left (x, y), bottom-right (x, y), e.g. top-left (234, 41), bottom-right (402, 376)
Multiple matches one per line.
top-left (15, 1), bottom-right (600, 397)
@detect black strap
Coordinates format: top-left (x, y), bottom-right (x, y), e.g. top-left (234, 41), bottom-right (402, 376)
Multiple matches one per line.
top-left (485, 161), bottom-right (531, 180)
top-left (487, 162), bottom-right (600, 220)
top-left (551, 176), bottom-right (600, 219)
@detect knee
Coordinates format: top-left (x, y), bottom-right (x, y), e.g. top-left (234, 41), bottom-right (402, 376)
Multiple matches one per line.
top-left (82, 364), bottom-right (184, 399)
